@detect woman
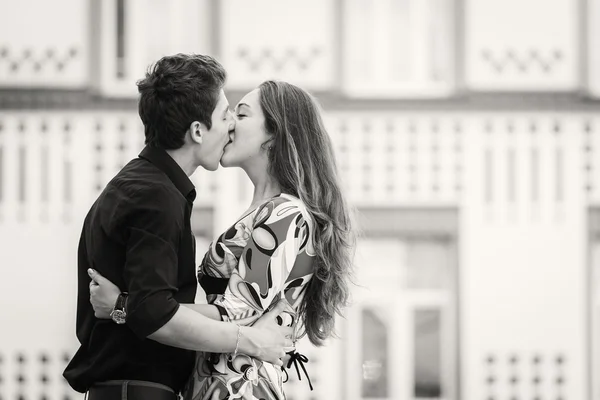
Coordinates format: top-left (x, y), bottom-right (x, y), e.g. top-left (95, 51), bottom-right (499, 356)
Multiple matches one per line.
top-left (89, 80), bottom-right (355, 400)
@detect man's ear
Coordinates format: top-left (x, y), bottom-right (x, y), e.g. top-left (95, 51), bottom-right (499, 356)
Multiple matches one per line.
top-left (189, 121), bottom-right (205, 145)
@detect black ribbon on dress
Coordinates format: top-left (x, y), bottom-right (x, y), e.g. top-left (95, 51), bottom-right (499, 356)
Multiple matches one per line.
top-left (282, 350), bottom-right (313, 391)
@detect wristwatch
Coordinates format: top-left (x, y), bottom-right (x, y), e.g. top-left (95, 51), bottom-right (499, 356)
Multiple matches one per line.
top-left (110, 292), bottom-right (128, 325)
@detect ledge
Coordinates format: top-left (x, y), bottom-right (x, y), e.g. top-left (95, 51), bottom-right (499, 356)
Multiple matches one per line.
top-left (1, 88), bottom-right (600, 112)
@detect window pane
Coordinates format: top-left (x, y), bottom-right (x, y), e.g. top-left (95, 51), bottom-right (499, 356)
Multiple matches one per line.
top-left (0, 147), bottom-right (3, 202)
top-left (390, 0), bottom-right (411, 81)
top-left (593, 239), bottom-right (600, 400)
top-left (406, 240), bottom-right (449, 289)
top-left (588, 0), bottom-right (600, 97)
top-left (116, 0), bottom-right (126, 79)
top-left (343, 0), bottom-right (454, 95)
top-left (593, 240), bottom-right (600, 296)
top-left (361, 307), bottom-right (389, 398)
top-left (18, 145), bottom-right (25, 203)
top-left (145, 0), bottom-right (171, 63)
top-left (413, 309), bottom-right (442, 398)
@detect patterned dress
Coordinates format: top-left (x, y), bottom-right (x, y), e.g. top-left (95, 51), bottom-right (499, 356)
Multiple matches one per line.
top-left (184, 194), bottom-right (316, 400)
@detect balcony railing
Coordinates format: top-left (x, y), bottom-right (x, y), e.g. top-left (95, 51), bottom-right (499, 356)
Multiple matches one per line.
top-left (0, 111), bottom-right (599, 226)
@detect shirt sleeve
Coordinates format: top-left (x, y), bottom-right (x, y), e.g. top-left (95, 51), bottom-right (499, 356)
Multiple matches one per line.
top-left (213, 198), bottom-right (312, 326)
top-left (119, 187), bottom-right (183, 338)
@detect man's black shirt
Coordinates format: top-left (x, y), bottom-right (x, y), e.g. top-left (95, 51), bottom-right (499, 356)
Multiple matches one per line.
top-left (64, 146), bottom-right (198, 393)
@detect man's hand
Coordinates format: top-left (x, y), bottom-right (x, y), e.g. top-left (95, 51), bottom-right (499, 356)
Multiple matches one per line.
top-left (239, 300), bottom-right (295, 366)
top-left (88, 268), bottom-right (121, 319)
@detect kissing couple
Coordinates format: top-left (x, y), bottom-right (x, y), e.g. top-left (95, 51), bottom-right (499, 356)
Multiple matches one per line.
top-left (64, 53), bottom-right (356, 400)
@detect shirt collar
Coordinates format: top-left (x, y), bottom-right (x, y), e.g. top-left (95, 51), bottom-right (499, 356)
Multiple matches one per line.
top-left (139, 146), bottom-right (196, 202)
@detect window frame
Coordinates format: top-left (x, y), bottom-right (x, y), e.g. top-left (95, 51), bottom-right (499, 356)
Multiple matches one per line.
top-left (586, 0), bottom-right (600, 97)
top-left (340, 0), bottom-right (457, 99)
top-left (91, 0), bottom-right (148, 98)
top-left (343, 208), bottom-right (459, 400)
top-left (589, 209), bottom-right (600, 400)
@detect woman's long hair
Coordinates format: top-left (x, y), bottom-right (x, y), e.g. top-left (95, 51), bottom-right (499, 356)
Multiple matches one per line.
top-left (258, 80), bottom-right (356, 346)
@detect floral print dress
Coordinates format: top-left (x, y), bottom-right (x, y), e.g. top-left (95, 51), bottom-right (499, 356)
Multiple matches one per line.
top-left (184, 194), bottom-right (316, 400)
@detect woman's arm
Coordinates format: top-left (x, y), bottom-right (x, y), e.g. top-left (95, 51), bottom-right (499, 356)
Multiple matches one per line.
top-left (88, 268), bottom-right (221, 320)
top-left (181, 304), bottom-right (221, 320)
top-left (147, 300), bottom-right (291, 364)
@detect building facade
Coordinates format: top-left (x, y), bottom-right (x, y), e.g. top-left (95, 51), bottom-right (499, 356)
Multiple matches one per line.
top-left (0, 0), bottom-right (599, 399)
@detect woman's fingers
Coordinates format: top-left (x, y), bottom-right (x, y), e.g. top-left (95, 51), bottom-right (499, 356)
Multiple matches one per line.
top-left (263, 300), bottom-right (287, 320)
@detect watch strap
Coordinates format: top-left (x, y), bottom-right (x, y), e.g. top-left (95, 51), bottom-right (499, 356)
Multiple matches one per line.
top-left (114, 292), bottom-right (128, 312)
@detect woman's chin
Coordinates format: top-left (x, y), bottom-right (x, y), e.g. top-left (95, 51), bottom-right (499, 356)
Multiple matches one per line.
top-left (220, 149), bottom-right (243, 168)
top-left (219, 156), bottom-right (235, 168)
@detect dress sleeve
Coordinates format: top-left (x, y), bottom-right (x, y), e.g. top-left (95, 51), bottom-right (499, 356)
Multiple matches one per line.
top-left (213, 198), bottom-right (313, 326)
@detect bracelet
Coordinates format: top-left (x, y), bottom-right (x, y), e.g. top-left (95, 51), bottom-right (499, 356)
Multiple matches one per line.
top-left (230, 325), bottom-right (242, 360)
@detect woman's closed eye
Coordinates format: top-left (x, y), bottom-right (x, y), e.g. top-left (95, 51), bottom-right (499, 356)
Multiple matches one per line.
top-left (236, 114), bottom-right (247, 119)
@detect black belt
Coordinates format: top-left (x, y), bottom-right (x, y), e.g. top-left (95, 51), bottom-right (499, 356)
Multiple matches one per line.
top-left (87, 380), bottom-right (177, 400)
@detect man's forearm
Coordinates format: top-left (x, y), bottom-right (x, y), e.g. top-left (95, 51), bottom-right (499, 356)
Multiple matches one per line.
top-left (181, 303), bottom-right (221, 321)
top-left (147, 306), bottom-right (256, 355)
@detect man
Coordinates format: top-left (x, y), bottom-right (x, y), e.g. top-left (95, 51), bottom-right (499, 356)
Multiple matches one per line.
top-left (63, 54), bottom-right (291, 399)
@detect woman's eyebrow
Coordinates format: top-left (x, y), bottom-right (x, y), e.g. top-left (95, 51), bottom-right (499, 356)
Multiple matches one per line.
top-left (235, 103), bottom-right (251, 112)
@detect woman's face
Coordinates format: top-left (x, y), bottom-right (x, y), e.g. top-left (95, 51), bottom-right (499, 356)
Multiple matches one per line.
top-left (220, 88), bottom-right (271, 169)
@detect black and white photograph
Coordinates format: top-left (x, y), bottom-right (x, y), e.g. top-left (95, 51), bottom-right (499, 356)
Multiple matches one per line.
top-left (0, 0), bottom-right (599, 399)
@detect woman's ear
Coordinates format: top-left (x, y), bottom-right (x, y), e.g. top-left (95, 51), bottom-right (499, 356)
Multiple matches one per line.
top-left (262, 138), bottom-right (275, 152)
top-left (189, 121), bottom-right (203, 144)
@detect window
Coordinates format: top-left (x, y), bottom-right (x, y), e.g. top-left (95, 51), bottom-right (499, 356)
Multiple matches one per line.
top-left (92, 0), bottom-right (214, 97)
top-left (346, 234), bottom-right (458, 400)
top-left (116, 0), bottom-right (127, 79)
top-left (413, 309), bottom-right (442, 398)
top-left (92, 0), bottom-right (136, 96)
top-left (361, 307), bottom-right (390, 398)
top-left (588, 0), bottom-right (600, 97)
top-left (342, 0), bottom-right (455, 98)
top-left (591, 210), bottom-right (600, 400)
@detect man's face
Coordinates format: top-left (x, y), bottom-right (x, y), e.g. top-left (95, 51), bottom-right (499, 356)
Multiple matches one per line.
top-left (197, 89), bottom-right (234, 171)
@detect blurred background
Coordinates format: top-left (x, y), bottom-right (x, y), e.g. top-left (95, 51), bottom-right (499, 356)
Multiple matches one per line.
top-left (0, 0), bottom-right (599, 399)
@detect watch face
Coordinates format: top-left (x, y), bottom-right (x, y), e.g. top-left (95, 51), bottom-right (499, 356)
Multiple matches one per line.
top-left (111, 310), bottom-right (127, 325)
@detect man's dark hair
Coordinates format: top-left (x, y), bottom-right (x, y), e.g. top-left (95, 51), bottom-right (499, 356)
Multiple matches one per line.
top-left (137, 54), bottom-right (227, 150)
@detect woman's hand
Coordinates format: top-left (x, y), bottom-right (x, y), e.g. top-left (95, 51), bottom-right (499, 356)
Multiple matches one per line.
top-left (88, 268), bottom-right (121, 319)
